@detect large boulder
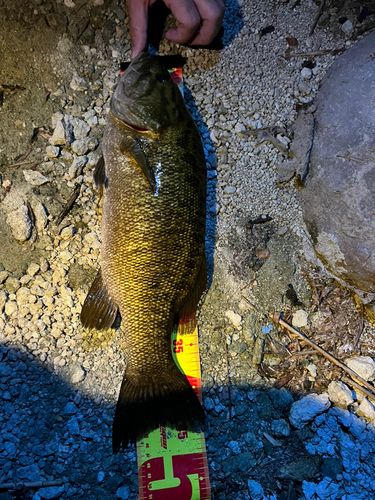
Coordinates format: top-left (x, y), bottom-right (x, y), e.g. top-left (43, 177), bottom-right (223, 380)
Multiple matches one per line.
top-left (298, 30), bottom-right (375, 303)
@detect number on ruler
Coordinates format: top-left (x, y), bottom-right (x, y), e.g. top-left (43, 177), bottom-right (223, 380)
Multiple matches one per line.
top-left (173, 338), bottom-right (183, 354)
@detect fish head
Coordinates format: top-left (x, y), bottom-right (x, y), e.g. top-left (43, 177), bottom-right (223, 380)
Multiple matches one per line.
top-left (111, 51), bottom-right (184, 134)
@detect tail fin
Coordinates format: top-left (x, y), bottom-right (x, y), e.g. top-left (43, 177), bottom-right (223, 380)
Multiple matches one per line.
top-left (112, 364), bottom-right (205, 452)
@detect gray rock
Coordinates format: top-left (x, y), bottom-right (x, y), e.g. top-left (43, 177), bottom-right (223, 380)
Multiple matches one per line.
top-left (290, 393), bottom-right (330, 429)
top-left (271, 418), bottom-right (291, 437)
top-left (268, 387), bottom-right (294, 409)
top-left (71, 117), bottom-right (90, 139)
top-left (70, 72), bottom-right (88, 92)
top-left (299, 31), bottom-right (375, 301)
top-left (328, 381), bottom-right (354, 407)
top-left (6, 205), bottom-right (31, 241)
top-left (71, 137), bottom-right (99, 155)
top-left (277, 455), bottom-right (322, 481)
top-left (222, 452), bottom-right (257, 473)
top-left (23, 169), bottom-right (49, 186)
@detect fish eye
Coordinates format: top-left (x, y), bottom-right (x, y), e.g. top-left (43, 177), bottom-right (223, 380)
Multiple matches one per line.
top-left (156, 73), bottom-right (167, 83)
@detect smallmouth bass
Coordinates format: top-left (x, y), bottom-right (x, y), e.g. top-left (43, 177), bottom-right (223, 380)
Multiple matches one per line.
top-left (80, 51), bottom-right (207, 451)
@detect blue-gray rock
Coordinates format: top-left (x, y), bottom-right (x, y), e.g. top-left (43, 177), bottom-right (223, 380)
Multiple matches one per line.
top-left (64, 402), bottom-right (77, 415)
top-left (247, 479), bottom-right (264, 500)
top-left (38, 486), bottom-right (65, 499)
top-left (290, 393), bottom-right (330, 429)
top-left (116, 485), bottom-right (130, 499)
top-left (67, 416), bottom-right (80, 435)
top-left (17, 463), bottom-right (41, 481)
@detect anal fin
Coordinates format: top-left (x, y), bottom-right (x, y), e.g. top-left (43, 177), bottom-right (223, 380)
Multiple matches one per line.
top-left (178, 256), bottom-right (207, 335)
top-left (80, 269), bottom-right (118, 330)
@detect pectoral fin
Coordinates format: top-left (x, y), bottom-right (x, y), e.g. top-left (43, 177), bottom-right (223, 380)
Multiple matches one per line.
top-left (80, 269), bottom-right (118, 330)
top-left (93, 155), bottom-right (107, 194)
top-left (120, 137), bottom-right (156, 193)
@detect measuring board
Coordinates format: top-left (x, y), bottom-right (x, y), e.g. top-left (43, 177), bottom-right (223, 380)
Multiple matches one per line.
top-left (136, 326), bottom-right (211, 500)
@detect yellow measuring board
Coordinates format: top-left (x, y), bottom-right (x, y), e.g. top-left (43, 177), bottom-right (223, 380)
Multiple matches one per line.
top-left (136, 326), bottom-right (211, 500)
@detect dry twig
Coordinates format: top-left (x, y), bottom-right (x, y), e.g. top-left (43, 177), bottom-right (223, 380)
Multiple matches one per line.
top-left (271, 312), bottom-right (375, 397)
top-left (55, 184), bottom-right (81, 226)
top-left (341, 376), bottom-right (375, 403)
top-left (0, 480), bottom-right (63, 490)
top-left (7, 160), bottom-right (36, 168)
top-left (309, 0), bottom-right (326, 36)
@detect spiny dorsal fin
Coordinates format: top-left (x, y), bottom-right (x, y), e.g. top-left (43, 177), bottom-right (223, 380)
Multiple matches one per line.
top-left (120, 136), bottom-right (156, 193)
top-left (80, 269), bottom-right (118, 330)
top-left (177, 256), bottom-right (207, 335)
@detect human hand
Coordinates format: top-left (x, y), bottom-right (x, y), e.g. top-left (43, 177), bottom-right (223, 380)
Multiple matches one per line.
top-left (127, 0), bottom-right (225, 59)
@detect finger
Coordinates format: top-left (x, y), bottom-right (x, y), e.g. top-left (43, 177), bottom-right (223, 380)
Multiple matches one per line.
top-left (164, 0), bottom-right (201, 44)
top-left (127, 0), bottom-right (149, 59)
top-left (189, 0), bottom-right (225, 45)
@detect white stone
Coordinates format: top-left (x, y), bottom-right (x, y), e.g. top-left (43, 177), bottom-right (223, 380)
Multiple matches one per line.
top-left (70, 72), bottom-right (88, 92)
top-left (346, 356), bottom-right (375, 381)
top-left (327, 380), bottom-right (354, 407)
top-left (225, 310), bottom-right (242, 327)
top-left (51, 111), bottom-right (63, 128)
top-left (357, 398), bottom-right (375, 423)
top-left (46, 145), bottom-right (60, 158)
top-left (68, 156), bottom-right (87, 179)
top-left (49, 119), bottom-right (66, 146)
top-left (60, 226), bottom-right (75, 239)
top-left (59, 250), bottom-right (73, 262)
top-left (341, 19), bottom-right (353, 35)
top-left (23, 170), bottom-right (49, 186)
top-left (16, 287), bottom-right (31, 306)
top-left (301, 67), bottom-right (312, 80)
top-left (5, 300), bottom-right (18, 317)
top-left (34, 203), bottom-right (48, 232)
top-left (289, 393), bottom-right (330, 429)
top-left (6, 205), bottom-right (31, 241)
top-left (306, 364), bottom-right (317, 378)
top-left (292, 309), bottom-right (308, 328)
top-left (71, 117), bottom-right (90, 140)
top-left (70, 365), bottom-right (86, 384)
top-left (235, 122), bottom-right (246, 134)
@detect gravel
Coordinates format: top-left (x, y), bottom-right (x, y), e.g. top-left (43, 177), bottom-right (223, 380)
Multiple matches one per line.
top-left (1, 1), bottom-right (375, 499)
